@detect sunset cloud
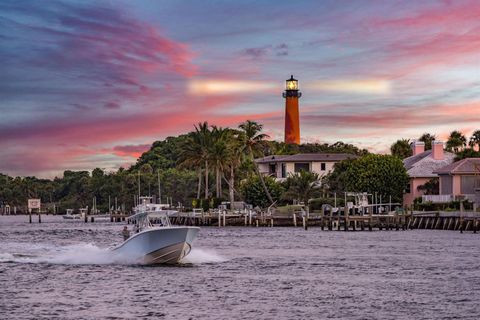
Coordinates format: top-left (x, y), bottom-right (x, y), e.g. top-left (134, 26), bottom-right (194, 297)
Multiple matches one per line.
top-left (306, 80), bottom-right (392, 95)
top-left (188, 80), bottom-right (277, 95)
top-left (1, 0), bottom-right (479, 177)
top-left (113, 144), bottom-right (151, 158)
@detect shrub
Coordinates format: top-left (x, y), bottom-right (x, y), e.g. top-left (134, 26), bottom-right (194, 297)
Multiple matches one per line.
top-left (240, 175), bottom-right (284, 208)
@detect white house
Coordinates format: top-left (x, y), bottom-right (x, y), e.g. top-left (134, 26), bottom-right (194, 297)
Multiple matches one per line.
top-left (255, 153), bottom-right (356, 180)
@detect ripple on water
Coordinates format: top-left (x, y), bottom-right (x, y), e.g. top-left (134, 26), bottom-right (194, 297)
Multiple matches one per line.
top-left (1, 216), bottom-right (480, 319)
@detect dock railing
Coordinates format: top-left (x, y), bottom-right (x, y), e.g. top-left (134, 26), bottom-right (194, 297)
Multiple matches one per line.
top-left (422, 195), bottom-right (453, 203)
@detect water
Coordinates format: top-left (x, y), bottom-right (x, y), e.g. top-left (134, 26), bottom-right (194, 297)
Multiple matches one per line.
top-left (1, 215), bottom-right (479, 320)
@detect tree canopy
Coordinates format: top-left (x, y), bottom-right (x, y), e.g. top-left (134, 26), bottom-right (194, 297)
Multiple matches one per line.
top-left (1, 120), bottom-right (377, 211)
top-left (324, 154), bottom-right (409, 203)
top-left (390, 139), bottom-right (412, 159)
top-left (446, 130), bottom-right (467, 153)
top-left (282, 171), bottom-right (321, 204)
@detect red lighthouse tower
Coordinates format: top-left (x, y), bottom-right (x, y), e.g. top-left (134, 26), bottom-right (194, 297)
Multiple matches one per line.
top-left (283, 75), bottom-right (301, 144)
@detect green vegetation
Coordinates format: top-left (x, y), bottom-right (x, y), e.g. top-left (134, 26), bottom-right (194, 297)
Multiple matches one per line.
top-left (469, 130), bottom-right (480, 150)
top-left (390, 132), bottom-right (438, 159)
top-left (391, 130), bottom-right (480, 160)
top-left (0, 120), bottom-right (362, 212)
top-left (454, 148), bottom-right (480, 161)
top-left (240, 175), bottom-right (284, 208)
top-left (446, 130), bottom-right (467, 153)
top-left (390, 138), bottom-right (412, 159)
top-left (416, 178), bottom-right (439, 195)
top-left (282, 171), bottom-right (321, 204)
top-left (445, 129), bottom-right (480, 160)
top-left (419, 133), bottom-right (436, 150)
top-left (413, 198), bottom-right (474, 211)
top-left (324, 154), bottom-right (409, 203)
top-left (6, 119), bottom-right (430, 213)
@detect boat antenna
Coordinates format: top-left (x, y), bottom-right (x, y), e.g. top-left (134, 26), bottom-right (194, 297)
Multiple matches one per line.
top-left (138, 171), bottom-right (141, 199)
top-left (158, 170), bottom-right (161, 204)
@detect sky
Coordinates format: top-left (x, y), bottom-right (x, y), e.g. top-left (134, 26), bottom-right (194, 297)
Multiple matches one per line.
top-left (0, 0), bottom-right (479, 178)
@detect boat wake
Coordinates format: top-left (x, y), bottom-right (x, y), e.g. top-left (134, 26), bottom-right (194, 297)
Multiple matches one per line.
top-left (0, 242), bottom-right (135, 265)
top-left (182, 248), bottom-right (227, 264)
top-left (0, 242), bottom-right (226, 265)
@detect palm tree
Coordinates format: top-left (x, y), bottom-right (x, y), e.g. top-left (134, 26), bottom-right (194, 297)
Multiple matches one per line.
top-left (179, 130), bottom-right (205, 199)
top-left (210, 126), bottom-right (232, 198)
top-left (390, 139), bottom-right (412, 159)
top-left (238, 120), bottom-right (274, 206)
top-left (469, 130), bottom-right (480, 150)
top-left (139, 163), bottom-right (153, 196)
top-left (446, 130), bottom-right (467, 153)
top-left (418, 133), bottom-right (436, 150)
top-left (221, 128), bottom-right (244, 207)
top-left (282, 171), bottom-right (321, 204)
top-left (195, 122), bottom-right (213, 199)
top-left (178, 122), bottom-right (214, 200)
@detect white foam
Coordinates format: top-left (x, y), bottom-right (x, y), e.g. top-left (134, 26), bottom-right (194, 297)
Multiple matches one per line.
top-left (182, 248), bottom-right (227, 264)
top-left (0, 242), bottom-right (136, 265)
top-left (0, 243), bottom-right (225, 266)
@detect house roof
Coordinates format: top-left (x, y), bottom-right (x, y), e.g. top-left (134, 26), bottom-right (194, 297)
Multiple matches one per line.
top-left (255, 153), bottom-right (356, 164)
top-left (402, 150), bottom-right (455, 178)
top-left (434, 158), bottom-right (480, 175)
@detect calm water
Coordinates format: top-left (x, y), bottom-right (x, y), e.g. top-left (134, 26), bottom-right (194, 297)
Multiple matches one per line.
top-left (1, 215), bottom-right (479, 320)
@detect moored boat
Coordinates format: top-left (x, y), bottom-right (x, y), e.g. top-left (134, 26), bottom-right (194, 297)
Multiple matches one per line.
top-left (62, 209), bottom-right (81, 220)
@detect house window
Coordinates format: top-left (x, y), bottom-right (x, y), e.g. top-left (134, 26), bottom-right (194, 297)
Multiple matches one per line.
top-left (405, 182), bottom-right (411, 194)
top-left (321, 163), bottom-right (326, 171)
top-left (440, 175), bottom-right (452, 195)
top-left (268, 164), bottom-right (276, 176)
top-left (461, 176), bottom-right (480, 194)
top-left (281, 163), bottom-right (286, 178)
top-left (294, 163), bottom-right (310, 172)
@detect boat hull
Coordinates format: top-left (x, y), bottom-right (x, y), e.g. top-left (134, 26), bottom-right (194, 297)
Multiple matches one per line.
top-left (111, 227), bottom-right (199, 265)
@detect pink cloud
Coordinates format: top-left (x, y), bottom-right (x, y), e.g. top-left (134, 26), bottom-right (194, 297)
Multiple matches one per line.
top-left (369, 2), bottom-right (480, 30)
top-left (299, 102), bottom-right (480, 129)
top-left (112, 144), bottom-right (151, 158)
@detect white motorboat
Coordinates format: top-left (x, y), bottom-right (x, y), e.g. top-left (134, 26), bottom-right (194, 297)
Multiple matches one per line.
top-left (111, 197), bottom-right (199, 264)
top-left (62, 209), bottom-right (81, 220)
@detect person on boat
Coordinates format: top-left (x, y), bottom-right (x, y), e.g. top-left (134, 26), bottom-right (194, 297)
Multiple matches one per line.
top-left (122, 226), bottom-right (130, 241)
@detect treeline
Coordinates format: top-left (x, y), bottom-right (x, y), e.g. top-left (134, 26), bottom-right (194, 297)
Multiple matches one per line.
top-left (0, 120), bottom-right (368, 213)
top-left (391, 130), bottom-right (480, 159)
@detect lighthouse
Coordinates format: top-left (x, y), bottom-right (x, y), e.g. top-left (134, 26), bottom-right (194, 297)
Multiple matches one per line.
top-left (283, 75), bottom-right (301, 144)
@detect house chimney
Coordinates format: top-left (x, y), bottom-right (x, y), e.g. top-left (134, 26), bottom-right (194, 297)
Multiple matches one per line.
top-left (411, 140), bottom-right (425, 156)
top-left (432, 141), bottom-right (444, 160)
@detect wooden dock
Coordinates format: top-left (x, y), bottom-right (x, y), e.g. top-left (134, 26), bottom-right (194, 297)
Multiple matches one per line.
top-left (160, 208), bottom-right (411, 231)
top-left (79, 208), bottom-right (480, 233)
top-left (163, 209), bottom-right (480, 233)
top-left (409, 211), bottom-right (479, 233)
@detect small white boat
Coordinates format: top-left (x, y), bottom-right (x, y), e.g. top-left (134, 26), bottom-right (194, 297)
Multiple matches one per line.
top-left (111, 197), bottom-right (199, 264)
top-left (90, 214), bottom-right (111, 222)
top-left (62, 209), bottom-right (81, 220)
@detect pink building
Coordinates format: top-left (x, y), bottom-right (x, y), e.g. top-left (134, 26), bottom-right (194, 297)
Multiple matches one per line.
top-left (434, 158), bottom-right (480, 201)
top-left (402, 141), bottom-right (455, 206)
